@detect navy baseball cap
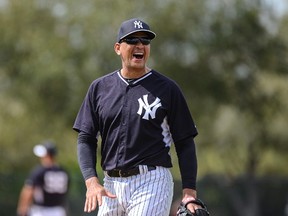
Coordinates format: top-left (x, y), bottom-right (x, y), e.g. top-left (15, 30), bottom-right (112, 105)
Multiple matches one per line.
top-left (117, 18), bottom-right (156, 42)
top-left (33, 141), bottom-right (57, 157)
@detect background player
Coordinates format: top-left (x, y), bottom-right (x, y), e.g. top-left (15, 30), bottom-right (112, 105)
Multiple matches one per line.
top-left (73, 18), bottom-right (201, 215)
top-left (17, 141), bottom-right (70, 216)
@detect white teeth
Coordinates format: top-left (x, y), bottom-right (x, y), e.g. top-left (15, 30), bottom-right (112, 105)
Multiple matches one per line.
top-left (133, 53), bottom-right (144, 59)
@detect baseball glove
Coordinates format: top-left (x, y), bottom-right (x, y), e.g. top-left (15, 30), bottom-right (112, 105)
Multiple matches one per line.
top-left (176, 198), bottom-right (210, 216)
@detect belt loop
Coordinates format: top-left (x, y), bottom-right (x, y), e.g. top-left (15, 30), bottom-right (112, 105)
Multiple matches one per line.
top-left (139, 165), bottom-right (147, 175)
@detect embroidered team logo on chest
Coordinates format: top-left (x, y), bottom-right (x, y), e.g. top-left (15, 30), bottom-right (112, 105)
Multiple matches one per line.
top-left (137, 94), bottom-right (162, 120)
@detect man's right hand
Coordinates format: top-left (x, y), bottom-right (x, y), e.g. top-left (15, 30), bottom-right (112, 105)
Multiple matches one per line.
top-left (84, 177), bottom-right (117, 212)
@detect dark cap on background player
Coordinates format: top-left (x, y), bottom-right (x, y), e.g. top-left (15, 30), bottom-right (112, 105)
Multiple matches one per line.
top-left (33, 141), bottom-right (57, 157)
top-left (117, 18), bottom-right (156, 42)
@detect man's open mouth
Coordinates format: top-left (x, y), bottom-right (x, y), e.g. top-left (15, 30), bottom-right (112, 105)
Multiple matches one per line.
top-left (133, 53), bottom-right (144, 59)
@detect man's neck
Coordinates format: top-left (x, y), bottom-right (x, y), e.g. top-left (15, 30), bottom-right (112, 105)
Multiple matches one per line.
top-left (121, 67), bottom-right (151, 79)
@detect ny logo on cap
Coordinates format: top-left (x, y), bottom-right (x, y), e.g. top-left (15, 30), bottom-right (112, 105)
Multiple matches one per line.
top-left (134, 20), bottom-right (143, 29)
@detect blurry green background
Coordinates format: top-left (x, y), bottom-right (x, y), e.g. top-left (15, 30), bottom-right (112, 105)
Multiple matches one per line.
top-left (1, 0), bottom-right (288, 215)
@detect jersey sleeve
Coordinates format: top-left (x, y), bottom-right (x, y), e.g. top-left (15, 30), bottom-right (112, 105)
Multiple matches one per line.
top-left (168, 82), bottom-right (198, 142)
top-left (25, 165), bottom-right (44, 186)
top-left (73, 82), bottom-right (99, 136)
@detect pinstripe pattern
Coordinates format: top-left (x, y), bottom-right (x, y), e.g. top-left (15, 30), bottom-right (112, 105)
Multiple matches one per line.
top-left (98, 166), bottom-right (173, 216)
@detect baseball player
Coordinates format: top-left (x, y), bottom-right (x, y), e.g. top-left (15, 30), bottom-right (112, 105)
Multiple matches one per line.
top-left (17, 141), bottom-right (70, 216)
top-left (73, 18), bottom-right (201, 215)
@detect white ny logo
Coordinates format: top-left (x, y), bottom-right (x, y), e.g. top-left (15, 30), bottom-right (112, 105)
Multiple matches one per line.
top-left (137, 94), bottom-right (162, 120)
top-left (134, 20), bottom-right (143, 29)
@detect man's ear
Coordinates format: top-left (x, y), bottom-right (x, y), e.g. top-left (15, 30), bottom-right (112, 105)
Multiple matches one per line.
top-left (114, 43), bottom-right (121, 55)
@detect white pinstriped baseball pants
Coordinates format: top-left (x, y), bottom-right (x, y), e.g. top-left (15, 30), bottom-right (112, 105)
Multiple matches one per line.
top-left (29, 205), bottom-right (66, 216)
top-left (98, 166), bottom-right (174, 216)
